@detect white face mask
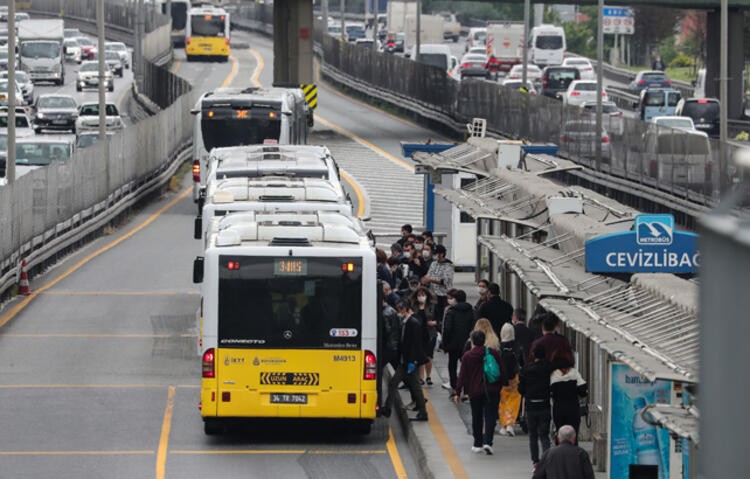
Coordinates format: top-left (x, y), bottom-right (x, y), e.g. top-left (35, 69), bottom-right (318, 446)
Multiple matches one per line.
top-left (417, 295), bottom-right (427, 303)
top-left (447, 298), bottom-right (457, 306)
top-left (478, 286), bottom-right (487, 295)
top-left (415, 243), bottom-right (423, 251)
top-left (422, 251), bottom-right (431, 259)
top-left (403, 252), bottom-right (411, 259)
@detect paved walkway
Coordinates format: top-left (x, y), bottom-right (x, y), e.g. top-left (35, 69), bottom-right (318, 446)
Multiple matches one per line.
top-left (390, 272), bottom-right (605, 479)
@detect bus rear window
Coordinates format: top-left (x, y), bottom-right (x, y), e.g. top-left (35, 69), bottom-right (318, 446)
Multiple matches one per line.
top-left (191, 15), bottom-right (225, 37)
top-left (202, 117), bottom-right (281, 150)
top-left (535, 35), bottom-right (563, 49)
top-left (218, 256), bottom-right (363, 349)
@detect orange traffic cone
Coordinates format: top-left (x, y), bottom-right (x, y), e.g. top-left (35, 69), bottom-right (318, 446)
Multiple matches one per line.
top-left (18, 259), bottom-right (30, 296)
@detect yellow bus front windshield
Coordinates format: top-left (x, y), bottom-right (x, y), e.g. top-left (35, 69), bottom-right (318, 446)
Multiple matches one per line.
top-left (191, 14), bottom-right (226, 38)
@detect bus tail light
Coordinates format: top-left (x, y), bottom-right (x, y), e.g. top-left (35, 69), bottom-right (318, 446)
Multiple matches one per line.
top-left (186, 37), bottom-right (191, 45)
top-left (192, 159), bottom-right (200, 183)
top-left (364, 350), bottom-right (377, 380)
top-left (225, 38), bottom-right (230, 47)
top-left (202, 348), bottom-right (215, 378)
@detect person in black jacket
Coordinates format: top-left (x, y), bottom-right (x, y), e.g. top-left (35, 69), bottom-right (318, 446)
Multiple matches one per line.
top-left (475, 282), bottom-right (513, 337)
top-left (439, 288), bottom-right (474, 395)
top-left (519, 344), bottom-right (553, 467)
top-left (381, 299), bottom-right (428, 421)
top-left (512, 308), bottom-right (534, 368)
top-left (532, 426), bottom-right (595, 479)
top-left (549, 348), bottom-right (588, 439)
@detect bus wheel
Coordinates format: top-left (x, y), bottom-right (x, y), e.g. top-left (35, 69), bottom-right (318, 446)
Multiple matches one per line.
top-left (203, 419), bottom-right (222, 436)
top-left (351, 420), bottom-right (372, 435)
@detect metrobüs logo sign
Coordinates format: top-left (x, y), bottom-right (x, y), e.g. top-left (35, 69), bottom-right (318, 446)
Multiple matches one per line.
top-left (585, 214), bottom-right (699, 274)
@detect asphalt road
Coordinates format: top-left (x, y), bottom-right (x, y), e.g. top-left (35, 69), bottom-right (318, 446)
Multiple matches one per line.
top-left (0, 29), bottom-right (424, 478)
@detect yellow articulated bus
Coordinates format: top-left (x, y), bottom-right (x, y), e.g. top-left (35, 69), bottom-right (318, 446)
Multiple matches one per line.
top-left (193, 213), bottom-right (378, 435)
top-left (185, 5), bottom-right (230, 62)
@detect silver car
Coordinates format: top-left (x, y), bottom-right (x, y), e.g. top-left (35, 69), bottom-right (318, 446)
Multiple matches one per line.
top-left (76, 61), bottom-right (114, 92)
top-left (104, 42), bottom-right (129, 69)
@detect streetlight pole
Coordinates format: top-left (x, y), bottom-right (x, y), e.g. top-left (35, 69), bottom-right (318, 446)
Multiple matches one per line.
top-left (719, 0), bottom-right (728, 192)
top-left (522, 0), bottom-right (530, 86)
top-left (7, 0), bottom-right (15, 184)
top-left (595, 0), bottom-right (604, 170)
top-left (97, 0), bottom-right (106, 142)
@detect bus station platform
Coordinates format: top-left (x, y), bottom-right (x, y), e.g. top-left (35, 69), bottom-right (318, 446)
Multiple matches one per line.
top-left (387, 272), bottom-right (605, 479)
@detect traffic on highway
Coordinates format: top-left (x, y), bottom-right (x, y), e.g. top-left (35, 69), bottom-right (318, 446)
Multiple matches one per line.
top-left (0, 1), bottom-right (745, 478)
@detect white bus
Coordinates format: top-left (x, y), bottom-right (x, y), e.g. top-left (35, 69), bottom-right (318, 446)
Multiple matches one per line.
top-left (191, 88), bottom-right (312, 201)
top-left (196, 144), bottom-right (342, 203)
top-left (530, 24), bottom-right (566, 67)
top-left (193, 213), bottom-right (377, 435)
top-left (195, 176), bottom-right (354, 243)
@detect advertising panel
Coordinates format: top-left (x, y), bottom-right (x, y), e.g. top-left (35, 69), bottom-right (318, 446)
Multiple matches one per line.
top-left (609, 363), bottom-right (672, 479)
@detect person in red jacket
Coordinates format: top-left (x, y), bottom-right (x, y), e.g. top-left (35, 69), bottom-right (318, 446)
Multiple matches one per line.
top-left (455, 330), bottom-right (503, 455)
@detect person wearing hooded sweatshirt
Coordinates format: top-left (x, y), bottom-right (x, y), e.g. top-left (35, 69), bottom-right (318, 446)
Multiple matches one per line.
top-left (440, 288), bottom-right (475, 395)
top-left (498, 322), bottom-right (522, 436)
top-left (549, 348), bottom-right (588, 439)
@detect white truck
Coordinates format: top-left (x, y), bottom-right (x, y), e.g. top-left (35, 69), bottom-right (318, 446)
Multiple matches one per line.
top-left (404, 14), bottom-right (444, 53)
top-left (18, 19), bottom-right (65, 85)
top-left (437, 11), bottom-right (460, 42)
top-left (486, 21), bottom-right (524, 74)
top-left (386, 0), bottom-right (417, 35)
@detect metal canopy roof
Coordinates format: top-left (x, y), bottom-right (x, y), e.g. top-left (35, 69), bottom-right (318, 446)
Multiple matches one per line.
top-left (643, 404), bottom-right (699, 444)
top-left (480, 233), bottom-right (698, 383)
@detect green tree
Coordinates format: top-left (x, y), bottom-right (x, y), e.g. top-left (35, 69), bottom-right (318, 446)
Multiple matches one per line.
top-left (564, 21), bottom-right (595, 58)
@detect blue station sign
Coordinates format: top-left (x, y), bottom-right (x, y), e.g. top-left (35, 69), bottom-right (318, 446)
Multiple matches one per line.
top-left (585, 214), bottom-right (699, 274)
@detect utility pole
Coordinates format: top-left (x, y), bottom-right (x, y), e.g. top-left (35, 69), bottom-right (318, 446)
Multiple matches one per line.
top-left (719, 0), bottom-right (728, 191)
top-left (97, 0), bottom-right (106, 142)
top-left (415, 0), bottom-right (421, 62)
top-left (340, 0), bottom-right (345, 43)
top-left (321, 0), bottom-right (328, 30)
top-left (372, 0), bottom-right (378, 51)
top-left (135, 0), bottom-right (145, 91)
top-left (7, 0), bottom-right (15, 184)
top-left (522, 0), bottom-right (530, 86)
top-left (594, 0), bottom-right (604, 170)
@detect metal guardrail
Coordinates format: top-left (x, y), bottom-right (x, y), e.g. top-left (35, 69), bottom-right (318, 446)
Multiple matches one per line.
top-left (0, 1), bottom-right (193, 303)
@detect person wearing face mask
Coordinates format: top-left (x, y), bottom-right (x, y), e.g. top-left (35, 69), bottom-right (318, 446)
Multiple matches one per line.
top-left (422, 244), bottom-right (454, 330)
top-left (474, 279), bottom-right (490, 317)
top-left (410, 286), bottom-right (437, 387)
top-left (440, 289), bottom-right (475, 396)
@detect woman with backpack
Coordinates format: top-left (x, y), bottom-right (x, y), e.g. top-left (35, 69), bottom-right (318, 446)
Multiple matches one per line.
top-left (498, 323), bottom-right (522, 436)
top-left (455, 329), bottom-right (503, 456)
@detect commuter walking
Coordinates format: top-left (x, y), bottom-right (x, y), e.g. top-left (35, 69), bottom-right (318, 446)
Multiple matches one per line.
top-left (529, 313), bottom-right (574, 369)
top-left (532, 425), bottom-right (595, 479)
top-left (498, 323), bottom-right (521, 436)
top-left (455, 330), bottom-right (502, 455)
top-left (475, 282), bottom-right (513, 337)
top-left (381, 300), bottom-right (428, 421)
top-left (439, 288), bottom-right (475, 395)
top-left (519, 344), bottom-right (553, 469)
top-left (422, 243), bottom-right (454, 327)
top-left (512, 307), bottom-right (534, 368)
top-left (651, 55), bottom-right (665, 71)
top-left (549, 348), bottom-right (588, 438)
top-left (410, 286), bottom-right (437, 386)
top-left (469, 318), bottom-right (500, 351)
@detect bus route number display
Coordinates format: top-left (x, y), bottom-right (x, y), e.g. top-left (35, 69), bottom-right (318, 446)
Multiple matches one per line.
top-left (274, 258), bottom-right (308, 276)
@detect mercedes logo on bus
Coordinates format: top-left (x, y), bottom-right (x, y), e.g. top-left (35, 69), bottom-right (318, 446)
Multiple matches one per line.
top-left (283, 330), bottom-right (293, 340)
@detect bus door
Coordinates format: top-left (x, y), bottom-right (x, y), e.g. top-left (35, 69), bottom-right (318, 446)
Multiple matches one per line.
top-left (212, 255), bottom-right (371, 419)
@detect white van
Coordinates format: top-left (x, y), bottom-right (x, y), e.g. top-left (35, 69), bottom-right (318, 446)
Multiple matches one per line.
top-left (530, 24), bottom-right (566, 67)
top-left (408, 43), bottom-right (458, 75)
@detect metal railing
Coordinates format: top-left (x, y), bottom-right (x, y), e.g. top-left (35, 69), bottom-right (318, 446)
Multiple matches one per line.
top-left (0, 1), bottom-right (194, 300)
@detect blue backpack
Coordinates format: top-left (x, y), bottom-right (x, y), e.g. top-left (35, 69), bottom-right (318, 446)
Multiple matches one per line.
top-left (483, 347), bottom-right (501, 384)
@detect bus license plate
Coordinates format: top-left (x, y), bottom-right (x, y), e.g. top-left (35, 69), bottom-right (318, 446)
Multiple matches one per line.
top-left (270, 393), bottom-right (307, 404)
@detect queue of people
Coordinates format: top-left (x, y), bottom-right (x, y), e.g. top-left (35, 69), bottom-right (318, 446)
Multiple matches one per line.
top-left (378, 226), bottom-right (592, 473)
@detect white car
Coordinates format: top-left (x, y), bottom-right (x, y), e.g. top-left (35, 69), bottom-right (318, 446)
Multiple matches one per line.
top-left (0, 70), bottom-right (34, 105)
top-left (0, 107), bottom-right (35, 138)
top-left (76, 61), bottom-right (114, 92)
top-left (467, 46), bottom-right (487, 56)
top-left (562, 57), bottom-right (596, 80)
top-left (648, 115), bottom-right (696, 131)
top-left (0, 80), bottom-right (25, 107)
top-left (104, 42), bottom-right (130, 69)
top-left (561, 80), bottom-right (607, 107)
top-left (75, 101), bottom-right (124, 132)
top-left (63, 38), bottom-right (82, 64)
top-left (506, 64), bottom-right (542, 82)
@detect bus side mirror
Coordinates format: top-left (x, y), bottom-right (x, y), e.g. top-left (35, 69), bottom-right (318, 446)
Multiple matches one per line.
top-left (193, 256), bottom-right (204, 284)
top-left (194, 216), bottom-right (202, 240)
